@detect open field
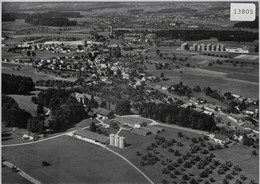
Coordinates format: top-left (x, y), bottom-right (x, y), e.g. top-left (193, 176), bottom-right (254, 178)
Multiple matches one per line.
top-left (2, 135), bottom-right (150, 184)
top-left (7, 94), bottom-right (37, 116)
top-left (146, 67), bottom-right (258, 98)
top-left (204, 64), bottom-right (259, 83)
top-left (2, 62), bottom-right (77, 82)
top-left (2, 19), bottom-right (33, 31)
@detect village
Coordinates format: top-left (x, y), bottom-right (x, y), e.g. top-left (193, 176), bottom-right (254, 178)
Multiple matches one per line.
top-left (2, 2), bottom-right (259, 184)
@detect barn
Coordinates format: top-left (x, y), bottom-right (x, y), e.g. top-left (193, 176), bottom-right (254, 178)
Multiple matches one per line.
top-left (73, 129), bottom-right (109, 145)
top-left (93, 107), bottom-right (115, 120)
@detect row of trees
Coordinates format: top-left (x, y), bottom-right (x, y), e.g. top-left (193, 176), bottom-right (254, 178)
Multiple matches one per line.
top-left (155, 29), bottom-right (258, 42)
top-left (139, 102), bottom-right (217, 132)
top-left (2, 73), bottom-right (35, 94)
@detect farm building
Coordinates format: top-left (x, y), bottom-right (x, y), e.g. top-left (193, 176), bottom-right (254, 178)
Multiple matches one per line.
top-left (73, 129), bottom-right (109, 145)
top-left (131, 128), bottom-right (150, 136)
top-left (181, 43), bottom-right (189, 50)
top-left (44, 40), bottom-right (85, 46)
top-left (114, 117), bottom-right (145, 128)
top-left (87, 111), bottom-right (97, 119)
top-left (213, 134), bottom-right (229, 145)
top-left (21, 132), bottom-right (39, 141)
top-left (93, 107), bottom-right (114, 119)
top-left (141, 125), bottom-right (164, 134)
top-left (72, 92), bottom-right (88, 105)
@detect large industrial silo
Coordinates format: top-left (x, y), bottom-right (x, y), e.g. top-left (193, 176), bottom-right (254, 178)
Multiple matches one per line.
top-left (114, 135), bottom-right (120, 147)
top-left (110, 134), bottom-right (115, 146)
top-left (119, 137), bottom-right (125, 148)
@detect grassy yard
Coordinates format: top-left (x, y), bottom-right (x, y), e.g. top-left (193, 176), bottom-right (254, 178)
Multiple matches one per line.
top-left (2, 135), bottom-right (150, 184)
top-left (7, 94), bottom-right (37, 116)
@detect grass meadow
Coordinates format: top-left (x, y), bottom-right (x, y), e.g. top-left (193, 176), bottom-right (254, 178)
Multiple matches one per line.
top-left (2, 135), bottom-right (150, 184)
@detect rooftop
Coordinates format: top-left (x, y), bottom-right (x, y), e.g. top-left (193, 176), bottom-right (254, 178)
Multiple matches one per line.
top-left (131, 128), bottom-right (150, 136)
top-left (114, 116), bottom-right (143, 126)
top-left (74, 129), bottom-right (109, 144)
top-left (214, 134), bottom-right (229, 141)
top-left (93, 107), bottom-right (113, 117)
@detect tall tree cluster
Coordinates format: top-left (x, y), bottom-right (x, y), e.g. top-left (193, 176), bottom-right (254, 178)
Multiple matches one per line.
top-left (2, 73), bottom-right (35, 94)
top-left (37, 89), bottom-right (87, 131)
top-left (139, 102), bottom-right (217, 132)
top-left (2, 95), bottom-right (32, 128)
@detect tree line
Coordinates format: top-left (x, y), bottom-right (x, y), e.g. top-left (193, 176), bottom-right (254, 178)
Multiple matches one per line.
top-left (139, 102), bottom-right (217, 132)
top-left (2, 95), bottom-right (32, 128)
top-left (155, 29), bottom-right (258, 42)
top-left (2, 73), bottom-right (35, 94)
top-left (25, 12), bottom-right (78, 27)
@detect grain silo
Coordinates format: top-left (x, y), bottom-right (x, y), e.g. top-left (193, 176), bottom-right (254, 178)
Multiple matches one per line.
top-left (119, 136), bottom-right (125, 148)
top-left (114, 135), bottom-right (120, 147)
top-left (110, 134), bottom-right (115, 146)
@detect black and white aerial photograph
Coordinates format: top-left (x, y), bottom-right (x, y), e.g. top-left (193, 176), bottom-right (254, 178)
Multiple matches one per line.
top-left (1, 1), bottom-right (259, 184)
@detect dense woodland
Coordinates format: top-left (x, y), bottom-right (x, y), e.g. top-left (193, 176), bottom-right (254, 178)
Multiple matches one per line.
top-left (2, 13), bottom-right (15, 21)
top-left (2, 73), bottom-right (35, 94)
top-left (2, 95), bottom-right (32, 128)
top-left (155, 30), bottom-right (258, 42)
top-left (139, 102), bottom-right (217, 132)
top-left (37, 89), bottom-right (87, 131)
top-left (24, 12), bottom-right (80, 26)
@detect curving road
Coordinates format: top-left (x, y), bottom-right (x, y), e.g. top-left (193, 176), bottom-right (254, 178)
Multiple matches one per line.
top-left (3, 161), bottom-right (41, 184)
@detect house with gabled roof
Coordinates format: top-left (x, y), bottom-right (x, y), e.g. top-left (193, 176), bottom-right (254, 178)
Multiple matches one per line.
top-left (93, 107), bottom-right (114, 120)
